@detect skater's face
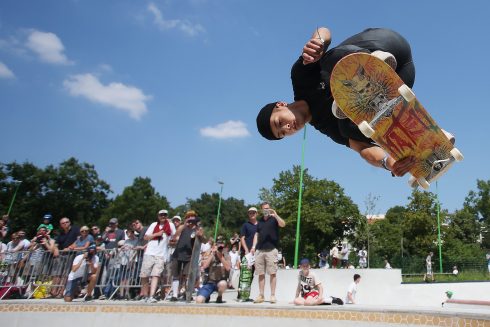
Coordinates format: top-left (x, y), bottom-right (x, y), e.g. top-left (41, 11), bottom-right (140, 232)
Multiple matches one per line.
top-left (270, 102), bottom-right (303, 139)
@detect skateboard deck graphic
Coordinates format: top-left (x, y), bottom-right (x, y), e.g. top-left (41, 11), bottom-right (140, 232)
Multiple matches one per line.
top-left (237, 255), bottom-right (253, 301)
top-left (185, 235), bottom-right (201, 302)
top-left (330, 53), bottom-right (463, 188)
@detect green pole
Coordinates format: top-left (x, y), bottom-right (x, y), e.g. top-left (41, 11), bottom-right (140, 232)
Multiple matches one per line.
top-left (294, 126), bottom-right (307, 268)
top-left (214, 181), bottom-right (224, 241)
top-left (7, 181), bottom-right (22, 216)
top-left (436, 181), bottom-right (443, 273)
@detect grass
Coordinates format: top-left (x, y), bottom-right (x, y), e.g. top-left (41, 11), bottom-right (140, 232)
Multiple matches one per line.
top-left (402, 271), bottom-right (490, 283)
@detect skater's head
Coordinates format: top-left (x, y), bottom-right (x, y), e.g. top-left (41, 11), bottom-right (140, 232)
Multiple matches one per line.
top-left (256, 101), bottom-right (306, 140)
top-left (353, 274), bottom-right (361, 283)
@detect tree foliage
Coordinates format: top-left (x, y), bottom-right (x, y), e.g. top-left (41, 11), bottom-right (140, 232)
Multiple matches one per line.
top-left (0, 158), bottom-right (111, 235)
top-left (100, 177), bottom-right (170, 228)
top-left (258, 165), bottom-right (363, 265)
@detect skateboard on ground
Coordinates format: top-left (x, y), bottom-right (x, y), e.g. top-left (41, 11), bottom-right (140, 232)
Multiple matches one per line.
top-left (330, 53), bottom-right (463, 189)
top-left (237, 254), bottom-right (253, 301)
top-left (185, 236), bottom-right (201, 302)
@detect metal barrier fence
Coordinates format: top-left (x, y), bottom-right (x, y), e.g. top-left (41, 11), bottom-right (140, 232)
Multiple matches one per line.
top-left (0, 248), bottom-right (178, 301)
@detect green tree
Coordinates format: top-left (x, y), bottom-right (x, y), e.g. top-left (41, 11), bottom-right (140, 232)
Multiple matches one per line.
top-left (0, 158), bottom-right (111, 236)
top-left (464, 180), bottom-right (490, 248)
top-left (258, 166), bottom-right (362, 266)
top-left (186, 193), bottom-right (248, 240)
top-left (101, 177), bottom-right (170, 228)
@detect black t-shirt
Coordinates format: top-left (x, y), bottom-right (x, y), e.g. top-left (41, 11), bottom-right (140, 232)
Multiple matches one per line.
top-left (56, 226), bottom-right (80, 250)
top-left (256, 216), bottom-right (280, 251)
top-left (173, 226), bottom-right (195, 261)
top-left (291, 58), bottom-right (349, 147)
top-left (240, 221), bottom-right (258, 250)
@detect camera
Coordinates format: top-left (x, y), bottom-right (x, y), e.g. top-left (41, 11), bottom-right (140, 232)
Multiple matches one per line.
top-left (263, 209), bottom-right (270, 217)
top-left (36, 235), bottom-right (45, 243)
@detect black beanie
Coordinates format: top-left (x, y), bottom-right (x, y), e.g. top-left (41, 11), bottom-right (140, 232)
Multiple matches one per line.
top-left (256, 102), bottom-right (281, 140)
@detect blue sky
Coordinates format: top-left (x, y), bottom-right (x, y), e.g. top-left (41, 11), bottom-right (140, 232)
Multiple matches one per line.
top-left (1, 1), bottom-right (489, 215)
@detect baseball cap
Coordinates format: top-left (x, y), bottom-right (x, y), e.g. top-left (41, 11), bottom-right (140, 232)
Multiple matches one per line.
top-left (256, 102), bottom-right (281, 140)
top-left (248, 207), bottom-right (258, 212)
top-left (43, 214), bottom-right (52, 220)
top-left (87, 244), bottom-right (96, 252)
top-left (109, 218), bottom-right (118, 224)
top-left (299, 258), bottom-right (310, 266)
top-left (158, 209), bottom-right (169, 215)
top-left (172, 215), bottom-right (182, 221)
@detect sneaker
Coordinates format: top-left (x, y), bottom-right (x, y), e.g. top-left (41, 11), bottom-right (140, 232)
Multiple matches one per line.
top-left (331, 100), bottom-right (347, 119)
top-left (98, 295), bottom-right (106, 300)
top-left (441, 129), bottom-right (456, 144)
top-left (332, 297), bottom-right (344, 305)
top-left (216, 295), bottom-right (224, 304)
top-left (254, 295), bottom-right (264, 304)
top-left (147, 297), bottom-right (158, 304)
top-left (269, 295), bottom-right (277, 304)
top-left (169, 296), bottom-right (178, 302)
top-left (372, 50), bottom-right (397, 70)
top-left (139, 297), bottom-right (148, 303)
top-left (84, 295), bottom-right (93, 302)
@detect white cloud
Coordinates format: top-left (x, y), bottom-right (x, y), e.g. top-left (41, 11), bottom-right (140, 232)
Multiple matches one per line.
top-left (25, 30), bottom-right (71, 65)
top-left (200, 120), bottom-right (251, 139)
top-left (147, 2), bottom-right (205, 37)
top-left (63, 74), bottom-right (151, 120)
top-left (0, 62), bottom-right (15, 79)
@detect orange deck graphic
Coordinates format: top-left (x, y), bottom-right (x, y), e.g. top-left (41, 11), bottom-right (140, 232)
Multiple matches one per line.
top-left (330, 53), bottom-right (463, 188)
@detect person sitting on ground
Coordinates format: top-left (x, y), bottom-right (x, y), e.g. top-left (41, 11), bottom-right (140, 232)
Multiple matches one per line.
top-left (64, 245), bottom-right (98, 302)
top-left (195, 237), bottom-right (231, 304)
top-left (293, 258), bottom-right (343, 306)
top-left (256, 26), bottom-right (455, 177)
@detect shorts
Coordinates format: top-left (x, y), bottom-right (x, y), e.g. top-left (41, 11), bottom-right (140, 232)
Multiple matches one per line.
top-left (197, 282), bottom-right (217, 301)
top-left (64, 277), bottom-right (82, 297)
top-left (171, 259), bottom-right (190, 279)
top-left (140, 255), bottom-right (165, 278)
top-left (254, 248), bottom-right (278, 275)
top-left (303, 291), bottom-right (320, 299)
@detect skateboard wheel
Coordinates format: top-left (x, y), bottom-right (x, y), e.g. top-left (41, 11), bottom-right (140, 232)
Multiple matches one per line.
top-left (450, 148), bottom-right (464, 162)
top-left (417, 177), bottom-right (430, 189)
top-left (408, 176), bottom-right (418, 188)
top-left (358, 121), bottom-right (375, 138)
top-left (398, 84), bottom-right (416, 102)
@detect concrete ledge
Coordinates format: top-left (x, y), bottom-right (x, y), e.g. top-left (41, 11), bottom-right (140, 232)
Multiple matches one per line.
top-left (1, 301), bottom-right (489, 327)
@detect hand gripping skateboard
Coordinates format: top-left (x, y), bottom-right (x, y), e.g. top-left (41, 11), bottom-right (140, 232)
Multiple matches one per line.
top-left (330, 53), bottom-right (463, 189)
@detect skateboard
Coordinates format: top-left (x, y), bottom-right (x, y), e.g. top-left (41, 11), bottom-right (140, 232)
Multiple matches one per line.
top-left (237, 253), bottom-right (254, 301)
top-left (185, 235), bottom-right (201, 302)
top-left (330, 53), bottom-right (463, 189)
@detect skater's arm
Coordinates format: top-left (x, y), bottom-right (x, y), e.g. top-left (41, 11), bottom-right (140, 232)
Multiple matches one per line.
top-left (348, 139), bottom-right (415, 176)
top-left (302, 27), bottom-right (332, 65)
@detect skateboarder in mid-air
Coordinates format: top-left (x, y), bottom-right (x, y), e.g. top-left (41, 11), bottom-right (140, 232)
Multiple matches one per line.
top-left (256, 27), bottom-right (455, 177)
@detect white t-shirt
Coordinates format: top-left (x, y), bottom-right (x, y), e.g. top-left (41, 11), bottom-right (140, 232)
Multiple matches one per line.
top-left (200, 242), bottom-right (211, 253)
top-left (68, 254), bottom-right (99, 281)
top-left (229, 250), bottom-right (240, 269)
top-left (346, 281), bottom-right (357, 304)
top-left (144, 221), bottom-right (176, 257)
top-left (298, 270), bottom-right (321, 297)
